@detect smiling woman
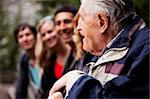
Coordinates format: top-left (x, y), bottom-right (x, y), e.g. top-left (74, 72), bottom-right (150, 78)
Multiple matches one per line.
top-left (36, 16), bottom-right (78, 98)
top-left (13, 23), bottom-right (42, 99)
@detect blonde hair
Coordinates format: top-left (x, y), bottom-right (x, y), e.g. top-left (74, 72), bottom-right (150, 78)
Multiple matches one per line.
top-left (37, 16), bottom-right (54, 33)
top-left (36, 16), bottom-right (55, 68)
top-left (72, 13), bottom-right (84, 60)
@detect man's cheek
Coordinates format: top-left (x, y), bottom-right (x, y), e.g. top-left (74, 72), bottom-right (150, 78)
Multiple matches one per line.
top-left (83, 39), bottom-right (89, 51)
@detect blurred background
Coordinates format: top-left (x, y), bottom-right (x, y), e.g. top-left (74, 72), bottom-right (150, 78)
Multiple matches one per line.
top-left (0, 0), bottom-right (149, 98)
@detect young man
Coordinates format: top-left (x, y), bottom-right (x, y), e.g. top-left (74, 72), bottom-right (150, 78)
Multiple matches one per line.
top-left (54, 4), bottom-right (77, 44)
top-left (54, 4), bottom-right (92, 74)
top-left (49, 0), bottom-right (149, 98)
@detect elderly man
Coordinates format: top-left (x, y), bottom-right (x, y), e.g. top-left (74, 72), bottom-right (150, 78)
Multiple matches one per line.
top-left (49, 0), bottom-right (149, 98)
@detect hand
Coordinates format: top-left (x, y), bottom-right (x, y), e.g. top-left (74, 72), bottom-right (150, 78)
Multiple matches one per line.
top-left (48, 70), bottom-right (86, 98)
top-left (48, 92), bottom-right (63, 99)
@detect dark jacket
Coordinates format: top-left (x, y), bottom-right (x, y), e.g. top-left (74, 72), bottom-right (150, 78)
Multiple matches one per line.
top-left (16, 50), bottom-right (78, 98)
top-left (66, 75), bottom-right (103, 99)
top-left (16, 53), bottom-right (29, 99)
top-left (66, 16), bottom-right (149, 98)
top-left (64, 52), bottom-right (95, 74)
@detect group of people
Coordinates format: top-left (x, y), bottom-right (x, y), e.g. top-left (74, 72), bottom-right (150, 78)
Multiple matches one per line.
top-left (14, 5), bottom-right (82, 99)
top-left (14, 0), bottom-right (149, 99)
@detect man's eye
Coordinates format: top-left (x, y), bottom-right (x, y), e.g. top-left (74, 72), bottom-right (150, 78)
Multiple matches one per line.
top-left (64, 19), bottom-right (71, 24)
top-left (47, 30), bottom-right (52, 33)
top-left (56, 21), bottom-right (61, 26)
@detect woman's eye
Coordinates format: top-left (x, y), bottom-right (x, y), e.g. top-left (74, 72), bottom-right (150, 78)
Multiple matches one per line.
top-left (26, 33), bottom-right (30, 36)
top-left (47, 30), bottom-right (52, 33)
top-left (42, 33), bottom-right (45, 37)
top-left (18, 35), bottom-right (23, 38)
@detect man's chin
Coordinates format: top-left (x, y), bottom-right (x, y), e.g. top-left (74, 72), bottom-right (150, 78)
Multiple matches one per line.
top-left (62, 35), bottom-right (71, 39)
top-left (63, 37), bottom-right (72, 43)
top-left (83, 45), bottom-right (89, 52)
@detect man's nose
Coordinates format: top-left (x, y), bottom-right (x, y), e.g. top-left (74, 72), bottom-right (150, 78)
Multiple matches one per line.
top-left (60, 22), bottom-right (66, 30)
top-left (76, 23), bottom-right (81, 32)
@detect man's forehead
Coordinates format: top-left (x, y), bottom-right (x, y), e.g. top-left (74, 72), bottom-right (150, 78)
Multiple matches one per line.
top-left (78, 5), bottom-right (91, 18)
top-left (80, 0), bottom-right (90, 3)
top-left (80, 0), bottom-right (95, 5)
top-left (56, 12), bottom-right (74, 16)
top-left (80, 0), bottom-right (96, 13)
top-left (55, 12), bottom-right (74, 20)
top-left (78, 5), bottom-right (86, 14)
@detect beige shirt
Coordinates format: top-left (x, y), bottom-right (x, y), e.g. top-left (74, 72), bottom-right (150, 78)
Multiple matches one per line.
top-left (88, 29), bottom-right (129, 86)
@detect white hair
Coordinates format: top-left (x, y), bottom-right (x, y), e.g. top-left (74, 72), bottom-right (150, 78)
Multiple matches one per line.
top-left (81, 0), bottom-right (136, 32)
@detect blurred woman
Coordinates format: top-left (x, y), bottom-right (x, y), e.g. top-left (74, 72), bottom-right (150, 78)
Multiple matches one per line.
top-left (37, 16), bottom-right (73, 98)
top-left (49, 13), bottom-right (96, 99)
top-left (14, 23), bottom-right (42, 99)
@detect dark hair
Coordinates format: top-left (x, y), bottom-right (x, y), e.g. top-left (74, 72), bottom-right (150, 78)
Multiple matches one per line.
top-left (54, 4), bottom-right (78, 17)
top-left (14, 23), bottom-right (37, 44)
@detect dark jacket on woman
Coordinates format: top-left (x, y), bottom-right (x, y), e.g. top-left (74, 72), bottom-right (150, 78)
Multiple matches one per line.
top-left (16, 50), bottom-right (78, 98)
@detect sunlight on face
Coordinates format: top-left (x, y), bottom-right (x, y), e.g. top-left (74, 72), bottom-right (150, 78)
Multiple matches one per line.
top-left (77, 1), bottom-right (108, 56)
top-left (77, 6), bottom-right (100, 54)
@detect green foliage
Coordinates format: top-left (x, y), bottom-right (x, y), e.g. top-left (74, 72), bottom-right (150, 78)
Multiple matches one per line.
top-left (36, 0), bottom-right (80, 17)
top-left (0, 0), bottom-right (19, 71)
top-left (37, 0), bottom-right (149, 26)
top-left (133, 0), bottom-right (149, 26)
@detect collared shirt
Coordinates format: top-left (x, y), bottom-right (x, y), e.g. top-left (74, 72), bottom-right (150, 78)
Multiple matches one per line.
top-left (106, 29), bottom-right (124, 48)
top-left (28, 64), bottom-right (42, 90)
top-left (88, 29), bottom-right (127, 86)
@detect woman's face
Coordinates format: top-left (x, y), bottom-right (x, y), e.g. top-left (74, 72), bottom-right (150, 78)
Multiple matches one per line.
top-left (40, 22), bottom-right (59, 48)
top-left (17, 27), bottom-right (36, 50)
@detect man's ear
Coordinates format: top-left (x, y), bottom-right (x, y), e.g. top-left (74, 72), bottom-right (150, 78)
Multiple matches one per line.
top-left (97, 13), bottom-right (109, 34)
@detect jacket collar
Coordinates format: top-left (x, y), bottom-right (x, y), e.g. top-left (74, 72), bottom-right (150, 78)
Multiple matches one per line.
top-left (108, 15), bottom-right (144, 49)
top-left (92, 16), bottom-right (144, 67)
top-left (94, 47), bottom-right (128, 67)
